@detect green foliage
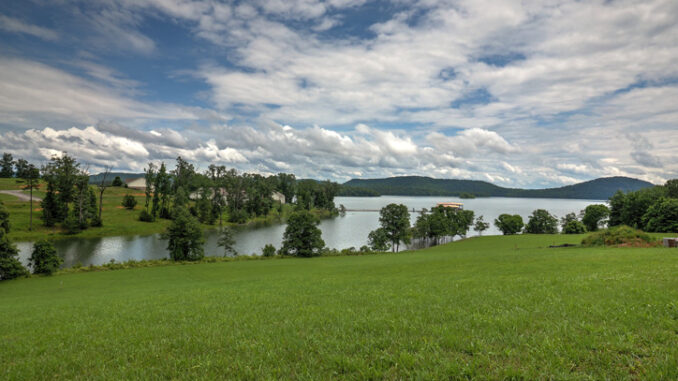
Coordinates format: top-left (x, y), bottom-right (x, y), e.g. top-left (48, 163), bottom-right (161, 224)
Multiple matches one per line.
top-left (217, 227), bottom-right (237, 257)
top-left (138, 209), bottom-right (155, 222)
top-left (642, 198), bottom-right (678, 233)
top-left (0, 229), bottom-right (28, 280)
top-left (524, 209), bottom-right (558, 234)
top-left (112, 176), bottom-right (123, 187)
top-left (296, 179), bottom-right (339, 211)
top-left (582, 204), bottom-right (609, 232)
top-left (666, 179), bottom-right (678, 198)
top-left (377, 203), bottom-right (411, 252)
top-left (494, 214), bottom-right (524, 235)
top-left (162, 206), bottom-right (204, 261)
top-left (274, 173), bottom-right (297, 203)
top-left (14, 158), bottom-right (30, 178)
top-left (281, 210), bottom-right (325, 257)
top-left (0, 153), bottom-right (14, 178)
top-left (337, 185), bottom-right (380, 197)
top-left (122, 194), bottom-right (138, 210)
top-left (63, 212), bottom-right (81, 235)
top-left (608, 186), bottom-right (666, 228)
top-left (368, 227), bottom-right (391, 252)
top-left (28, 240), bottom-right (62, 275)
top-left (562, 220), bottom-right (587, 234)
top-left (262, 244), bottom-right (276, 257)
top-left (581, 225), bottom-right (656, 247)
top-left (0, 202), bottom-right (10, 233)
top-left (473, 215), bottom-right (489, 235)
top-left (459, 192), bottom-right (476, 199)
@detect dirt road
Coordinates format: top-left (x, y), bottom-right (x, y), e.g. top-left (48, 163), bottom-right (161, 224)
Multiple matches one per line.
top-left (0, 190), bottom-right (42, 202)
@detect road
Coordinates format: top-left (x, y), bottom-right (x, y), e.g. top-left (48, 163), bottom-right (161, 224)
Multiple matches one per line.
top-left (0, 190), bottom-right (42, 202)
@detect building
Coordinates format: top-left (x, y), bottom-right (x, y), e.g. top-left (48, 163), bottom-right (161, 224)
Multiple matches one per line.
top-left (436, 202), bottom-right (463, 209)
top-left (125, 177), bottom-right (147, 190)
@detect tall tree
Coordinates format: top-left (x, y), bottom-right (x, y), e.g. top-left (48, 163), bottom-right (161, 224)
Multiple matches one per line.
top-left (0, 208), bottom-right (28, 280)
top-left (14, 158), bottom-right (30, 178)
top-left (172, 156), bottom-right (196, 193)
top-left (143, 162), bottom-right (157, 213)
top-left (21, 164), bottom-right (40, 231)
top-left (524, 209), bottom-right (558, 234)
top-left (377, 203), bottom-right (411, 252)
top-left (96, 166), bottom-right (111, 223)
top-left (581, 204), bottom-right (610, 232)
top-left (0, 153), bottom-right (14, 178)
top-left (162, 206), bottom-right (204, 261)
top-left (281, 210), bottom-right (324, 257)
top-left (40, 153), bottom-right (80, 225)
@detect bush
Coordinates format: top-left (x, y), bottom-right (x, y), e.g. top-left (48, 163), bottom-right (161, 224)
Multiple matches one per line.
top-left (494, 214), bottom-right (524, 235)
top-left (29, 240), bottom-right (62, 275)
top-left (562, 220), bottom-right (587, 234)
top-left (90, 214), bottom-right (103, 227)
top-left (525, 209), bottom-right (558, 234)
top-left (262, 244), bottom-right (276, 257)
top-left (122, 194), bottom-right (137, 210)
top-left (581, 225), bottom-right (656, 247)
top-left (112, 176), bottom-right (123, 187)
top-left (63, 214), bottom-right (81, 235)
top-left (139, 209), bottom-right (155, 222)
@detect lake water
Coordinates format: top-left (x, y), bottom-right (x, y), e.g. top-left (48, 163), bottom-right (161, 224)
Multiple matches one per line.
top-left (16, 196), bottom-right (603, 268)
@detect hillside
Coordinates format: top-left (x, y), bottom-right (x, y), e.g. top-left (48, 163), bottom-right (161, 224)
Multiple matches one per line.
top-left (88, 172), bottom-right (144, 184)
top-left (342, 176), bottom-right (654, 199)
top-left (1, 235), bottom-right (676, 379)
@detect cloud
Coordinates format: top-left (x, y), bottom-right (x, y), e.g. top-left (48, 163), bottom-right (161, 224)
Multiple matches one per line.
top-left (0, 14), bottom-right (59, 40)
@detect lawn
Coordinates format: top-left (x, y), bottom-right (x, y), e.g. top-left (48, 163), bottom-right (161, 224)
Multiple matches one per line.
top-left (1, 234), bottom-right (677, 379)
top-left (0, 178), bottom-right (291, 242)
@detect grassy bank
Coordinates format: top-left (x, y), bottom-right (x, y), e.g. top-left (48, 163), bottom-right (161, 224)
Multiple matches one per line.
top-left (1, 234), bottom-right (677, 379)
top-left (0, 178), bottom-right (297, 242)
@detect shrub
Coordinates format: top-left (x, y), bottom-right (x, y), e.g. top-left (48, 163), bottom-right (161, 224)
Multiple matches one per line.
top-left (581, 225), bottom-right (656, 247)
top-left (122, 194), bottom-right (137, 210)
top-left (262, 244), bottom-right (276, 257)
top-left (139, 209), bottom-right (155, 222)
top-left (562, 220), bottom-right (587, 234)
top-left (90, 214), bottom-right (103, 227)
top-left (112, 176), bottom-right (123, 187)
top-left (29, 240), bottom-right (62, 275)
top-left (63, 214), bottom-right (81, 235)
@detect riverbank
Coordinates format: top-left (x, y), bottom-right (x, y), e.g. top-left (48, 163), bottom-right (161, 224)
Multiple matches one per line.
top-left (0, 179), bottom-right (333, 242)
top-left (2, 234), bottom-right (676, 379)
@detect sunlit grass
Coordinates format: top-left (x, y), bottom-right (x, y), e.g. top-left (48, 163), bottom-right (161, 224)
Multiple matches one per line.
top-left (1, 234), bottom-right (676, 379)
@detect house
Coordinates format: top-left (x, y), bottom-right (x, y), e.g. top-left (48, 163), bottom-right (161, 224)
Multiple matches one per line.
top-left (125, 177), bottom-right (148, 190)
top-left (272, 191), bottom-right (285, 204)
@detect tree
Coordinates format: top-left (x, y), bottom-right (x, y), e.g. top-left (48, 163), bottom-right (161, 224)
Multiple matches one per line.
top-left (494, 214), bottom-right (524, 235)
top-left (217, 226), bottom-right (237, 256)
top-left (21, 164), bottom-right (40, 231)
top-left (377, 203), bottom-right (411, 252)
top-left (474, 215), bottom-right (489, 235)
top-left (29, 240), bottom-right (62, 275)
top-left (14, 158), bottom-right (30, 178)
top-left (40, 153), bottom-right (80, 225)
top-left (281, 210), bottom-right (324, 257)
top-left (562, 219), bottom-right (587, 234)
top-left (122, 194), bottom-right (137, 210)
top-left (112, 176), bottom-right (123, 187)
top-left (0, 153), bottom-right (14, 178)
top-left (525, 209), bottom-right (558, 234)
top-left (642, 198), bottom-right (678, 233)
top-left (96, 166), bottom-right (111, 224)
top-left (0, 213), bottom-right (27, 280)
top-left (143, 162), bottom-right (156, 213)
top-left (368, 227), bottom-right (391, 251)
top-left (0, 202), bottom-right (10, 233)
top-left (276, 173), bottom-right (296, 204)
top-left (582, 204), bottom-right (609, 232)
top-left (666, 179), bottom-right (678, 199)
top-left (162, 206), bottom-right (204, 261)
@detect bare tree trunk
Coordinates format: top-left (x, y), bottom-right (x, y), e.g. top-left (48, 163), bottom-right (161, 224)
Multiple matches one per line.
top-left (98, 166), bottom-right (111, 220)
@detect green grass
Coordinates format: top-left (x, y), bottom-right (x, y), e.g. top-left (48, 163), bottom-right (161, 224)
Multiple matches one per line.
top-left (1, 234), bottom-right (677, 379)
top-left (0, 178), bottom-right (294, 241)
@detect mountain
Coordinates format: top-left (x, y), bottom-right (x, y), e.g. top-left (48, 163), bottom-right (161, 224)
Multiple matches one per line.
top-left (341, 176), bottom-right (655, 200)
top-left (89, 172), bottom-right (144, 184)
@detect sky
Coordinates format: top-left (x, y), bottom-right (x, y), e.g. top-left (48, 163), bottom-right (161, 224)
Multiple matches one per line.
top-left (0, 0), bottom-right (676, 188)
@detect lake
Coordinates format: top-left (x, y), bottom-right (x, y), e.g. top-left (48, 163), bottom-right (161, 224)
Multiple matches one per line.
top-left (16, 196), bottom-right (603, 268)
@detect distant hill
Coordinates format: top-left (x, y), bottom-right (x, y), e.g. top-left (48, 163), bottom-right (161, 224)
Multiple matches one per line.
top-left (341, 176), bottom-right (655, 200)
top-left (89, 172), bottom-right (144, 185)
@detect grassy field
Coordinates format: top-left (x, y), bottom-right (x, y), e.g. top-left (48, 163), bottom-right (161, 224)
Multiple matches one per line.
top-left (0, 178), bottom-right (292, 242)
top-left (1, 234), bottom-right (677, 379)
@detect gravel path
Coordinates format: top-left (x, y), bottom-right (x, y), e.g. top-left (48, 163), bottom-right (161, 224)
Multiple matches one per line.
top-left (0, 190), bottom-right (42, 202)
